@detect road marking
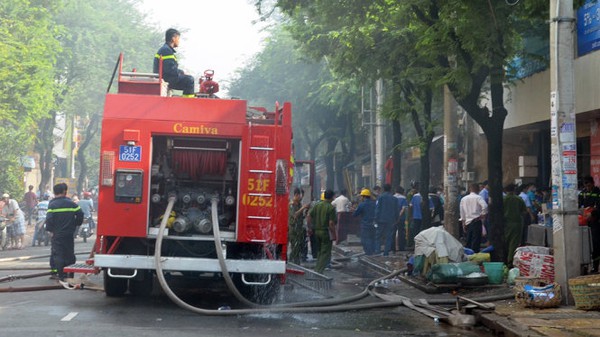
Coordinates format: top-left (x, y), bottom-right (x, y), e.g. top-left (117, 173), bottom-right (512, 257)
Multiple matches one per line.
top-left (61, 312), bottom-right (78, 321)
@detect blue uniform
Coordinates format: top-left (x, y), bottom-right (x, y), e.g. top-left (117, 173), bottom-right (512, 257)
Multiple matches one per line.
top-left (153, 43), bottom-right (194, 95)
top-left (354, 198), bottom-right (376, 255)
top-left (375, 192), bottom-right (400, 256)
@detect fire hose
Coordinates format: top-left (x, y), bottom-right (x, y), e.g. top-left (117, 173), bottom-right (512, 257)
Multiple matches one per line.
top-left (153, 196), bottom-right (514, 315)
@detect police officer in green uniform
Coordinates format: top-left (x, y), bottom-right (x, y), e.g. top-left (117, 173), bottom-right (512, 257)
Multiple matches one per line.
top-left (288, 188), bottom-right (309, 264)
top-left (308, 189), bottom-right (337, 273)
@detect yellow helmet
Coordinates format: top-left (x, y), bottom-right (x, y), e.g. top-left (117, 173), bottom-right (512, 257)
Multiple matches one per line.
top-left (320, 191), bottom-right (325, 200)
top-left (360, 188), bottom-right (371, 197)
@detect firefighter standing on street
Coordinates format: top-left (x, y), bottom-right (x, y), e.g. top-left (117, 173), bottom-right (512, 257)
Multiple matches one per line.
top-left (153, 28), bottom-right (195, 97)
top-left (46, 183), bottom-right (83, 281)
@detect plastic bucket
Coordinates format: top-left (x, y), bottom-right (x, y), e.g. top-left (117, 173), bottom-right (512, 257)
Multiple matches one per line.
top-left (483, 262), bottom-right (505, 285)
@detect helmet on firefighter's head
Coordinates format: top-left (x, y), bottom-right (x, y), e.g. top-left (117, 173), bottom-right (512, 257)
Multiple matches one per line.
top-left (2, 193), bottom-right (9, 199)
top-left (320, 192), bottom-right (325, 200)
top-left (360, 189), bottom-right (371, 197)
top-left (204, 69), bottom-right (214, 79)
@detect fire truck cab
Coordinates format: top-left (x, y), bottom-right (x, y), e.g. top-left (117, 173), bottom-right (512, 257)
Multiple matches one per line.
top-left (83, 54), bottom-right (292, 303)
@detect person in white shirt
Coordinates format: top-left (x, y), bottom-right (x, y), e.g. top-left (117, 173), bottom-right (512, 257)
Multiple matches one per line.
top-left (331, 189), bottom-right (351, 213)
top-left (331, 189), bottom-right (351, 244)
top-left (1, 193), bottom-right (26, 249)
top-left (459, 183), bottom-right (488, 253)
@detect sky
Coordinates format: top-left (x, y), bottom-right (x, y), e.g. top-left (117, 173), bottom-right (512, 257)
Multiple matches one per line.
top-left (136, 0), bottom-right (270, 92)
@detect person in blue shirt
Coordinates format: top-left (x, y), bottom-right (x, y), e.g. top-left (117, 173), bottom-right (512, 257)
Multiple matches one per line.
top-left (375, 184), bottom-right (400, 256)
top-left (409, 185), bottom-right (423, 249)
top-left (393, 186), bottom-right (408, 252)
top-left (353, 188), bottom-right (377, 255)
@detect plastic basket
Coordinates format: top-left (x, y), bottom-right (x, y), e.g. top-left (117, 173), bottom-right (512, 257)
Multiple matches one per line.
top-left (514, 281), bottom-right (561, 308)
top-left (568, 275), bottom-right (600, 310)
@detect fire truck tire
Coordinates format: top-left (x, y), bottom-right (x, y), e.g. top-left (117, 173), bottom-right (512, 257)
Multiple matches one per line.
top-left (129, 271), bottom-right (153, 297)
top-left (104, 271), bottom-right (128, 297)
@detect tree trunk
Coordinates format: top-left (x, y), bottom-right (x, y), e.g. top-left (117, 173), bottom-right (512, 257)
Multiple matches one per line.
top-left (324, 137), bottom-right (337, 191)
top-left (76, 114), bottom-right (100, 193)
top-left (486, 125), bottom-right (505, 263)
top-left (485, 63), bottom-right (508, 263)
top-left (35, 112), bottom-right (57, 195)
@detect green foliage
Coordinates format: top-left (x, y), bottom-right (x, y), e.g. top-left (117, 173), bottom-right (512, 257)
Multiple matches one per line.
top-left (229, 28), bottom-right (362, 162)
top-left (0, 0), bottom-right (62, 192)
top-left (47, 0), bottom-right (161, 190)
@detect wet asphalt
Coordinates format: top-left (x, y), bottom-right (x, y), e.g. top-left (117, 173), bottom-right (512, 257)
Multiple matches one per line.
top-left (0, 230), bottom-right (496, 336)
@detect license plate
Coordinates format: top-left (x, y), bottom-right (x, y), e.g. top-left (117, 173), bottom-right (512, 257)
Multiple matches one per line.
top-left (119, 145), bottom-right (142, 162)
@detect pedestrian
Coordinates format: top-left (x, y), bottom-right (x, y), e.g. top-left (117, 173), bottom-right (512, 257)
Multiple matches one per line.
top-left (375, 184), bottom-right (400, 256)
top-left (503, 184), bottom-right (527, 267)
top-left (32, 194), bottom-right (50, 246)
top-left (353, 188), bottom-right (377, 255)
top-left (308, 189), bottom-right (337, 273)
top-left (46, 183), bottom-right (84, 281)
top-left (331, 189), bottom-right (351, 243)
top-left (288, 188), bottom-right (309, 264)
top-left (372, 185), bottom-right (382, 199)
top-left (479, 180), bottom-right (490, 240)
top-left (428, 186), bottom-right (444, 227)
top-left (1, 193), bottom-right (26, 249)
top-left (459, 183), bottom-right (488, 253)
top-left (518, 184), bottom-right (535, 245)
top-left (579, 176), bottom-right (600, 271)
top-left (78, 191), bottom-right (95, 233)
top-left (393, 186), bottom-right (408, 252)
top-left (409, 182), bottom-right (423, 249)
top-left (23, 185), bottom-right (38, 226)
top-left (153, 28), bottom-right (195, 98)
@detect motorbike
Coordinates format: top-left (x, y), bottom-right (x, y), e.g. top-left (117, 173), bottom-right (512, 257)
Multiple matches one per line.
top-left (33, 218), bottom-right (50, 246)
top-left (0, 217), bottom-right (7, 250)
top-left (78, 217), bottom-right (92, 243)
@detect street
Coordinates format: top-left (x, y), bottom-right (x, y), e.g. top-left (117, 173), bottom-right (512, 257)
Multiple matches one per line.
top-left (0, 233), bottom-right (496, 337)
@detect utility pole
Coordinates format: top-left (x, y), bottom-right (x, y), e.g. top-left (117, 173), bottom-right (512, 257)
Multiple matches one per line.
top-left (550, 0), bottom-right (579, 304)
top-left (443, 86), bottom-right (459, 239)
top-left (375, 79), bottom-right (385, 186)
top-left (362, 86), bottom-right (377, 188)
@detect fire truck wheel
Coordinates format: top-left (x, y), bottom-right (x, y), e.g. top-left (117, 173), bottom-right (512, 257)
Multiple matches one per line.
top-left (129, 271), bottom-right (154, 297)
top-left (104, 271), bottom-right (128, 297)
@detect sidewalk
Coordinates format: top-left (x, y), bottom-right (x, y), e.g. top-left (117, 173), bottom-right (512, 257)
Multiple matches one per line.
top-left (333, 241), bottom-right (600, 337)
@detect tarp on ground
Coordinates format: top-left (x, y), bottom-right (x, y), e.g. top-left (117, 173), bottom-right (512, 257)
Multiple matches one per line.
top-left (414, 226), bottom-right (464, 263)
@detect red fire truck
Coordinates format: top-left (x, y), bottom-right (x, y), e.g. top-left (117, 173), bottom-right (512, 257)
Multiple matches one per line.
top-left (71, 54), bottom-right (293, 303)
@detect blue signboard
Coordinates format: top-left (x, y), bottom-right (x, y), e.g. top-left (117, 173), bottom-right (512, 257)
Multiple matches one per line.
top-left (119, 145), bottom-right (142, 162)
top-left (578, 0), bottom-right (600, 56)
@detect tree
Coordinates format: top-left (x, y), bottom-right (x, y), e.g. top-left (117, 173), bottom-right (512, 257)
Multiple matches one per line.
top-left (0, 0), bottom-right (62, 196)
top-left (35, 0), bottom-right (161, 193)
top-left (265, 0), bottom-right (568, 261)
top-left (269, 0), bottom-right (444, 227)
top-left (229, 28), bottom-right (362, 193)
